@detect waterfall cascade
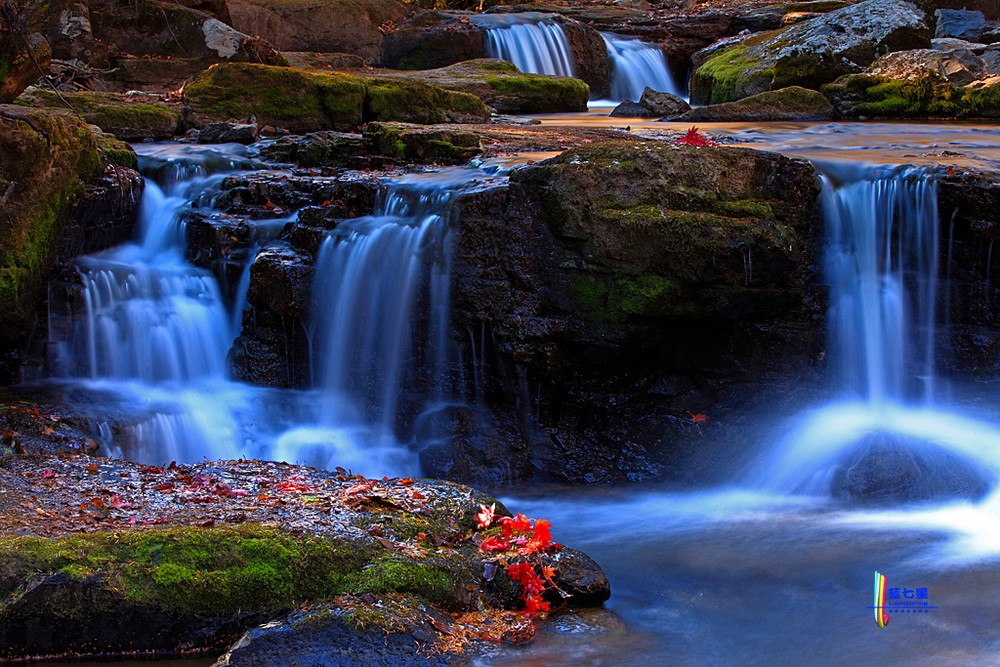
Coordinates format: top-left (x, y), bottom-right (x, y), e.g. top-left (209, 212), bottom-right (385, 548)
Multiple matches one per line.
top-left (751, 164), bottom-right (1000, 497)
top-left (601, 33), bottom-right (682, 101)
top-left (475, 13), bottom-right (681, 101)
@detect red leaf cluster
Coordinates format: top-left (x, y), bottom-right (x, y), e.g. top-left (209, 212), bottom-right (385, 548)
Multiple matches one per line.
top-left (675, 126), bottom-right (718, 147)
top-left (474, 507), bottom-right (562, 617)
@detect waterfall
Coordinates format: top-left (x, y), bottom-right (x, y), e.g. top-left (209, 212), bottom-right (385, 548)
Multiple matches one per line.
top-left (601, 32), bottom-right (682, 101)
top-left (479, 13), bottom-right (575, 78)
top-left (311, 178), bottom-right (457, 431)
top-left (68, 163), bottom-right (236, 382)
top-left (822, 165), bottom-right (940, 405)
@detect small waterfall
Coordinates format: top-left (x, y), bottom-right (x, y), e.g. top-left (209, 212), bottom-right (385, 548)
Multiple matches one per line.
top-left (478, 13), bottom-right (575, 78)
top-left (601, 33), bottom-right (681, 101)
top-left (311, 179), bottom-right (457, 431)
top-left (68, 168), bottom-right (235, 383)
top-left (823, 165), bottom-right (940, 405)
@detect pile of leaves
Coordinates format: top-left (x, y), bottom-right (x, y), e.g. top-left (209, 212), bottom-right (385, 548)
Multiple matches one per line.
top-left (474, 503), bottom-right (562, 617)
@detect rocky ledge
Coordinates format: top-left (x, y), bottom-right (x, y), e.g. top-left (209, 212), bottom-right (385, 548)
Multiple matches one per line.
top-left (0, 448), bottom-right (609, 663)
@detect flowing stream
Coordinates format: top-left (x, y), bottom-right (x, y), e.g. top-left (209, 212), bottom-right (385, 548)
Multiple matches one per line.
top-left (36, 118), bottom-right (1000, 665)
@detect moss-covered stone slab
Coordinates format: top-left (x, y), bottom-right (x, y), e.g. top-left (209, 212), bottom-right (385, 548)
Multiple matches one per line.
top-left (822, 71), bottom-right (1000, 117)
top-left (184, 63), bottom-right (490, 132)
top-left (361, 59), bottom-right (590, 114)
top-left (363, 121), bottom-right (482, 164)
top-left (682, 86), bottom-right (834, 121)
top-left (689, 0), bottom-right (931, 104)
top-left (19, 88), bottom-right (180, 140)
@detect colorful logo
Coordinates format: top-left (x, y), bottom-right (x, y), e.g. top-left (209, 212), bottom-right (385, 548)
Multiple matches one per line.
top-left (870, 571), bottom-right (938, 628)
top-left (873, 570), bottom-right (890, 628)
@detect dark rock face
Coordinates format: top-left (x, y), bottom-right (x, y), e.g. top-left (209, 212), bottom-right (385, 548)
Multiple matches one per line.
top-left (447, 142), bottom-right (824, 484)
top-left (198, 121), bottom-right (258, 144)
top-left (381, 11), bottom-right (487, 71)
top-left (639, 87), bottom-right (690, 117)
top-left (558, 16), bottom-right (611, 99)
top-left (229, 242), bottom-right (313, 389)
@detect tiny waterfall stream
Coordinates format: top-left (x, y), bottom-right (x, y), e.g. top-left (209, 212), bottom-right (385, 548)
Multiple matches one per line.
top-left (37, 123), bottom-right (1000, 666)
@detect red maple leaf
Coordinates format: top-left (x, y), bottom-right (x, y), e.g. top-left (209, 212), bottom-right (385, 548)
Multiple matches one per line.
top-left (675, 126), bottom-right (717, 147)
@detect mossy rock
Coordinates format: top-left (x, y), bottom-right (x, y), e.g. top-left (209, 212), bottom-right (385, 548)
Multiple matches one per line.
top-left (962, 79), bottom-right (1000, 118)
top-left (94, 130), bottom-right (139, 170)
top-left (362, 77), bottom-right (489, 124)
top-left (184, 63), bottom-right (490, 131)
top-left (20, 89), bottom-right (180, 141)
top-left (689, 0), bottom-right (931, 104)
top-left (0, 105), bottom-right (105, 318)
top-left (822, 72), bottom-right (963, 117)
top-left (510, 141), bottom-right (819, 325)
top-left (682, 86), bottom-right (835, 122)
top-left (361, 59), bottom-right (589, 114)
top-left (363, 121), bottom-right (481, 163)
top-left (184, 62), bottom-right (367, 132)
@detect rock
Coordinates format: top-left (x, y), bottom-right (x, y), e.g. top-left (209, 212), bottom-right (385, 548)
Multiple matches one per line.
top-left (184, 63), bottom-right (489, 132)
top-left (0, 105), bottom-right (141, 382)
top-left (682, 86), bottom-right (835, 121)
top-left (19, 88), bottom-right (180, 141)
top-left (198, 121), bottom-right (258, 144)
top-left (282, 51), bottom-right (366, 71)
top-left (558, 16), bottom-right (612, 99)
top-left (822, 71), bottom-right (1000, 117)
top-left (368, 59), bottom-right (589, 114)
top-left (229, 242), bottom-right (313, 389)
top-left (363, 122), bottom-right (481, 164)
top-left (866, 47), bottom-right (986, 86)
top-left (380, 11), bottom-right (487, 71)
top-left (690, 0), bottom-right (932, 104)
top-left (258, 131), bottom-right (372, 168)
top-left (212, 603), bottom-right (456, 667)
top-left (0, 18), bottom-right (49, 103)
top-left (639, 87), bottom-right (690, 117)
top-left (547, 548), bottom-right (611, 606)
top-left (22, 0), bottom-right (102, 63)
top-left (609, 100), bottom-right (656, 117)
top-left (931, 37), bottom-right (990, 53)
top-left (934, 9), bottom-right (986, 41)
top-left (87, 0), bottom-right (287, 90)
top-left (831, 433), bottom-right (991, 502)
top-left (450, 141), bottom-right (823, 484)
top-left (227, 0), bottom-right (407, 65)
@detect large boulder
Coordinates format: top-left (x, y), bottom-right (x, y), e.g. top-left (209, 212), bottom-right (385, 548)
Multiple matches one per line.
top-left (227, 0), bottom-right (407, 65)
top-left (682, 86), bottom-right (835, 122)
top-left (0, 105), bottom-right (140, 382)
top-left (934, 8), bottom-right (986, 41)
top-left (690, 0), bottom-right (932, 104)
top-left (449, 141), bottom-right (824, 483)
top-left (822, 68), bottom-right (1000, 118)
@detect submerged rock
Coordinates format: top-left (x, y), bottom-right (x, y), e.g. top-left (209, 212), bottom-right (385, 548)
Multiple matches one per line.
top-left (832, 433), bottom-right (991, 502)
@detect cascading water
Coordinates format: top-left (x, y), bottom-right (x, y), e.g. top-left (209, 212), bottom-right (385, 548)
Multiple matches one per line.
top-left (474, 13), bottom-right (682, 103)
top-left (601, 33), bottom-right (682, 101)
top-left (750, 164), bottom-right (1000, 498)
top-left (478, 13), bottom-right (575, 78)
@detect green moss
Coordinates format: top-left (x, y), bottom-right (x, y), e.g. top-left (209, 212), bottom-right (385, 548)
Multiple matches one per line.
top-left (695, 30), bottom-right (782, 104)
top-left (473, 60), bottom-right (520, 73)
top-left (617, 275), bottom-right (680, 316)
top-left (185, 63), bottom-right (366, 132)
top-left (823, 74), bottom-right (964, 117)
top-left (95, 134), bottom-right (139, 170)
top-left (485, 74), bottom-right (589, 113)
top-left (0, 110), bottom-right (103, 313)
top-left (363, 78), bottom-right (489, 124)
top-left (771, 53), bottom-right (854, 92)
top-left (0, 525), bottom-right (377, 614)
top-left (355, 555), bottom-right (452, 604)
top-left (962, 82), bottom-right (1000, 117)
top-left (26, 90), bottom-right (180, 140)
top-left (363, 122), bottom-right (480, 162)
